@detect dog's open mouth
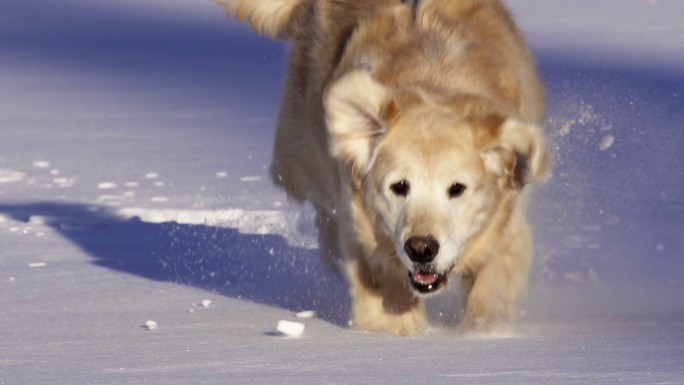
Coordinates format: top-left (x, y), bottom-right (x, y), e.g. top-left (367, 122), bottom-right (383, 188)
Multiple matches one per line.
top-left (408, 267), bottom-right (448, 294)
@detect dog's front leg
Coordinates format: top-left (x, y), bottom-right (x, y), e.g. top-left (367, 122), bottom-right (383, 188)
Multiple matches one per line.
top-left (346, 258), bottom-right (428, 336)
top-left (460, 235), bottom-right (532, 333)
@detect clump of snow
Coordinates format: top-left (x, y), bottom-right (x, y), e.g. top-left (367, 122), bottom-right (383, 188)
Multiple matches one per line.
top-left (28, 262), bottom-right (47, 268)
top-left (144, 320), bottom-right (158, 330)
top-left (28, 215), bottom-right (48, 225)
top-left (240, 176), bottom-right (262, 182)
top-left (97, 182), bottom-right (117, 190)
top-left (201, 299), bottom-right (212, 308)
top-left (0, 169), bottom-right (26, 183)
top-left (32, 161), bottom-right (51, 168)
top-left (216, 171), bottom-right (228, 178)
top-left (145, 173), bottom-right (159, 179)
top-left (295, 310), bottom-right (316, 319)
top-left (53, 178), bottom-right (75, 188)
top-left (276, 320), bottom-right (305, 337)
top-left (150, 197), bottom-right (170, 203)
top-left (599, 135), bottom-right (615, 151)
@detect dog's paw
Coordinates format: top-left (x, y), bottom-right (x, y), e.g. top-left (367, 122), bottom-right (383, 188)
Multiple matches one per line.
top-left (353, 307), bottom-right (429, 336)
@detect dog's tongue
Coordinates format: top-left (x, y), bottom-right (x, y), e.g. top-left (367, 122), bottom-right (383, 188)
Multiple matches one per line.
top-left (413, 271), bottom-right (439, 284)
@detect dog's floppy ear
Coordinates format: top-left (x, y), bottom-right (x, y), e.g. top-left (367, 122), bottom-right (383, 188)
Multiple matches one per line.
top-left (324, 69), bottom-right (393, 172)
top-left (482, 116), bottom-right (550, 186)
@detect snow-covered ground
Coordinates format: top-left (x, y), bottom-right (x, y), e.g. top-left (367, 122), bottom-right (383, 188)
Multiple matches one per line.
top-left (1, 0), bottom-right (682, 383)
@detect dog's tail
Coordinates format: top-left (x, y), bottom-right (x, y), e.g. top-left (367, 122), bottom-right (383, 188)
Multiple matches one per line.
top-left (214, 0), bottom-right (306, 40)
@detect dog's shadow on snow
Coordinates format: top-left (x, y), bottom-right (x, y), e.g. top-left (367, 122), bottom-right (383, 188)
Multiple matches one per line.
top-left (0, 202), bottom-right (350, 326)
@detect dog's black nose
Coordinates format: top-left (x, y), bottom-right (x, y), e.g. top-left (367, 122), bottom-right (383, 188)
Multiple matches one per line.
top-left (404, 236), bottom-right (440, 263)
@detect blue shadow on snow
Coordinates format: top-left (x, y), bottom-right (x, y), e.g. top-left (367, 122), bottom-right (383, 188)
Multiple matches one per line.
top-left (0, 202), bottom-right (350, 326)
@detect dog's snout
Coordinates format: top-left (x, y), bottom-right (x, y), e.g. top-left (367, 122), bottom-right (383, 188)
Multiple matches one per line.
top-left (404, 236), bottom-right (440, 263)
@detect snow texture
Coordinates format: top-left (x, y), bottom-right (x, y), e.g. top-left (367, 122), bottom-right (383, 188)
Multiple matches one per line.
top-left (1, 0), bottom-right (683, 384)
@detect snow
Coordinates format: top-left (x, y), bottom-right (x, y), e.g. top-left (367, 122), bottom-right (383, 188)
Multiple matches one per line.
top-left (276, 320), bottom-right (306, 337)
top-left (296, 310), bottom-right (316, 319)
top-left (145, 320), bottom-right (159, 330)
top-left (1, 0), bottom-right (683, 383)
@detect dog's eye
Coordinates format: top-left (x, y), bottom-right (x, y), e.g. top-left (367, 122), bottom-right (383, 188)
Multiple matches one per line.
top-left (448, 183), bottom-right (467, 198)
top-left (390, 180), bottom-right (410, 197)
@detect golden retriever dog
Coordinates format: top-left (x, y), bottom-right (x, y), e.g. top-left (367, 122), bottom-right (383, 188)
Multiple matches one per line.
top-left (215, 0), bottom-right (550, 335)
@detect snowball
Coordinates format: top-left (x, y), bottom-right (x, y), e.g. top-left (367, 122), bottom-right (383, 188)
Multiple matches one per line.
top-left (276, 320), bottom-right (305, 337)
top-left (145, 320), bottom-right (158, 330)
top-left (201, 299), bottom-right (212, 308)
top-left (295, 310), bottom-right (316, 319)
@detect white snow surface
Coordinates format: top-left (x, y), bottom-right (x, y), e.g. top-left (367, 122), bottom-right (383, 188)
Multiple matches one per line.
top-left (1, 0), bottom-right (683, 383)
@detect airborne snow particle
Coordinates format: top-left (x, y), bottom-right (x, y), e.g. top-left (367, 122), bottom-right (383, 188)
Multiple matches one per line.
top-left (150, 196), bottom-right (170, 203)
top-left (276, 320), bottom-right (305, 337)
top-left (144, 320), bottom-right (158, 330)
top-left (216, 171), bottom-right (228, 178)
top-left (588, 268), bottom-right (602, 289)
top-left (599, 135), bottom-right (615, 151)
top-left (145, 172), bottom-right (159, 179)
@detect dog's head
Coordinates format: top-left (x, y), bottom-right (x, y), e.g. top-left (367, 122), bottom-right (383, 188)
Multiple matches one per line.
top-left (324, 69), bottom-right (549, 295)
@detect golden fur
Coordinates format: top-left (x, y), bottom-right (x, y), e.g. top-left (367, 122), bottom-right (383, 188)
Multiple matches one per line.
top-left (216, 0), bottom-right (550, 335)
